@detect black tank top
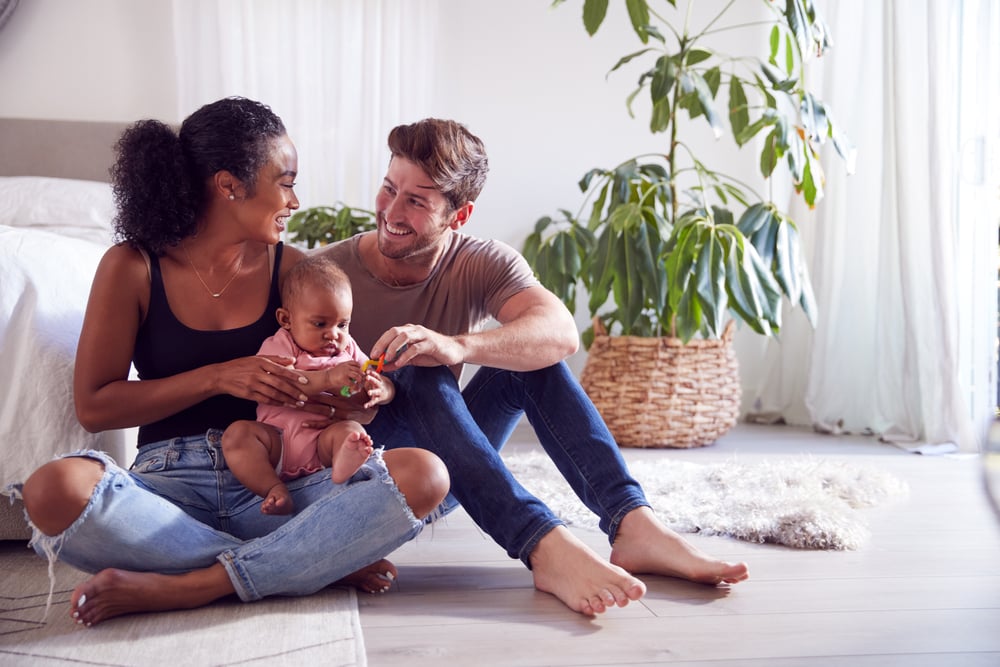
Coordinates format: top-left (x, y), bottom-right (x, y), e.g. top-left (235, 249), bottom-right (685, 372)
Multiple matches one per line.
top-left (133, 243), bottom-right (285, 447)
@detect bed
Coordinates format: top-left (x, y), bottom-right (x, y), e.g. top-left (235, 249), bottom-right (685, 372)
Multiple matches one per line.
top-left (0, 118), bottom-right (134, 539)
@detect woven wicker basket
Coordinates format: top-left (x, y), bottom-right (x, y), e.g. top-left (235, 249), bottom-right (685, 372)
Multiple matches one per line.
top-left (579, 319), bottom-right (741, 448)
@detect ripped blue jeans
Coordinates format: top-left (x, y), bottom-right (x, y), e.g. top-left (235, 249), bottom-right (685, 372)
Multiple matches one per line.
top-left (6, 429), bottom-right (423, 602)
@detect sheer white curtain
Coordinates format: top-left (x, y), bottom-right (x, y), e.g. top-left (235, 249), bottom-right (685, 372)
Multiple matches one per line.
top-left (745, 0), bottom-right (998, 452)
top-left (171, 0), bottom-right (438, 210)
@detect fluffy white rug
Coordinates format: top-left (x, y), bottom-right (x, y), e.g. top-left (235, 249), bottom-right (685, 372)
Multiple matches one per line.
top-left (503, 452), bottom-right (909, 550)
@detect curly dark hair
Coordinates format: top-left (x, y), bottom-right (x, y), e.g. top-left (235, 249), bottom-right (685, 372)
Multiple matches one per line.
top-left (110, 97), bottom-right (287, 254)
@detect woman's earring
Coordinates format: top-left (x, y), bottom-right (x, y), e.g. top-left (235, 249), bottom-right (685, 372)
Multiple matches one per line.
top-left (228, 194), bottom-right (236, 201)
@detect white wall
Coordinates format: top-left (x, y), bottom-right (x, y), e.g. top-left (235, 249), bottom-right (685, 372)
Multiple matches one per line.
top-left (0, 0), bottom-right (774, 378)
top-left (0, 0), bottom-right (178, 122)
top-left (0, 0), bottom-right (767, 246)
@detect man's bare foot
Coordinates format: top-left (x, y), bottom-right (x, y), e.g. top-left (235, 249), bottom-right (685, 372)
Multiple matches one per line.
top-left (610, 506), bottom-right (749, 585)
top-left (261, 482), bottom-right (293, 515)
top-left (529, 526), bottom-right (646, 616)
top-left (334, 558), bottom-right (398, 594)
top-left (70, 564), bottom-right (234, 627)
top-left (331, 431), bottom-right (374, 484)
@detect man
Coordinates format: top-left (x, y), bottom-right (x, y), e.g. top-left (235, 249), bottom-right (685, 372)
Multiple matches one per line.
top-left (316, 118), bottom-right (748, 616)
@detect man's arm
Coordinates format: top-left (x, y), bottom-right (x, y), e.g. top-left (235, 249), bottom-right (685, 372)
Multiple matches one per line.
top-left (372, 286), bottom-right (579, 373)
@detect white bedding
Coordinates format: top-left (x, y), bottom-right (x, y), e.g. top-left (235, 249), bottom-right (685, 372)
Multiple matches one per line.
top-left (0, 177), bottom-right (130, 494)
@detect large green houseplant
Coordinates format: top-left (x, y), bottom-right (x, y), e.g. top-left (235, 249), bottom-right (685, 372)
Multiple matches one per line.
top-left (522, 0), bottom-right (853, 448)
top-left (523, 0), bottom-right (853, 347)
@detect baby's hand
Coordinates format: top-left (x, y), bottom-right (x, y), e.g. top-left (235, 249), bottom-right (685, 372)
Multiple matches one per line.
top-left (362, 371), bottom-right (391, 408)
top-left (328, 361), bottom-right (364, 395)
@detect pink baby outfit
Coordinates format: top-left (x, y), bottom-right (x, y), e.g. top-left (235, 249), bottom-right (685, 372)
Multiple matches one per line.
top-left (256, 327), bottom-right (368, 480)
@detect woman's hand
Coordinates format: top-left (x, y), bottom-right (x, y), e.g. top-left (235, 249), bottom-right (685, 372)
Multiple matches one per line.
top-left (294, 365), bottom-right (376, 427)
top-left (214, 354), bottom-right (310, 407)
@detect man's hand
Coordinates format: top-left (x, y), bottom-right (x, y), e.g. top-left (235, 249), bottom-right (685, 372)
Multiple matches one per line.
top-left (370, 324), bottom-right (463, 371)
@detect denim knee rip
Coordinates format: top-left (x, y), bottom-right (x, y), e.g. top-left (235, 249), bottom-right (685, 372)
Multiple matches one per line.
top-left (4, 449), bottom-right (119, 618)
top-left (217, 446), bottom-right (425, 602)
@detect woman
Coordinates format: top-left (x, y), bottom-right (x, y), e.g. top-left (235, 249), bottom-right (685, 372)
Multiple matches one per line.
top-left (15, 97), bottom-right (448, 627)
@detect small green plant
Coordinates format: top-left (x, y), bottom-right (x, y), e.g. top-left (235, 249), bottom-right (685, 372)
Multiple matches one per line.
top-left (523, 0), bottom-right (854, 345)
top-left (286, 203), bottom-right (377, 249)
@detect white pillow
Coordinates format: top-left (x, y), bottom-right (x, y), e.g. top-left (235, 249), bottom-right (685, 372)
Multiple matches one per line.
top-left (0, 176), bottom-right (115, 243)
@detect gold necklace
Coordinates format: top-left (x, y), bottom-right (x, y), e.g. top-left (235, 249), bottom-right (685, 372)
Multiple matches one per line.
top-left (183, 244), bottom-right (245, 298)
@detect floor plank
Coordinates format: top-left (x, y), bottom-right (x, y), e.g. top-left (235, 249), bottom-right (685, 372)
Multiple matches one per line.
top-left (360, 423), bottom-right (1000, 667)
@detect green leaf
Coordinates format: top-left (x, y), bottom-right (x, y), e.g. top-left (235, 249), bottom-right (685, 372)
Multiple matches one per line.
top-left (760, 129), bottom-right (780, 177)
top-left (723, 233), bottom-right (765, 331)
top-left (650, 98), bottom-right (671, 133)
top-left (728, 78), bottom-right (750, 145)
top-left (560, 229), bottom-right (581, 277)
top-left (578, 168), bottom-right (605, 192)
top-left (800, 93), bottom-right (828, 143)
top-left (522, 230), bottom-right (542, 266)
top-left (609, 47), bottom-right (657, 75)
top-left (683, 71), bottom-right (723, 138)
top-left (761, 62), bottom-right (797, 92)
top-left (650, 55), bottom-right (677, 104)
top-left (773, 216), bottom-right (802, 304)
top-left (695, 231), bottom-right (727, 337)
top-left (686, 48), bottom-right (712, 66)
top-left (634, 219), bottom-right (665, 313)
top-left (674, 287), bottom-right (703, 342)
top-left (702, 66), bottom-right (721, 97)
top-left (625, 0), bottom-right (650, 43)
top-left (801, 157), bottom-right (818, 207)
top-left (745, 243), bottom-right (783, 328)
top-left (748, 210), bottom-right (779, 268)
top-left (725, 265), bottom-right (766, 335)
top-left (785, 33), bottom-right (794, 75)
top-left (798, 264), bottom-right (819, 326)
top-left (665, 221), bottom-right (700, 313)
top-left (588, 226), bottom-right (616, 314)
top-left (736, 202), bottom-right (771, 237)
top-left (582, 0), bottom-right (609, 36)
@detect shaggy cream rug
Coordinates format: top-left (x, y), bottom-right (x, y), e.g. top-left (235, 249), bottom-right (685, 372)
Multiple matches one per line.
top-left (0, 541), bottom-right (366, 666)
top-left (503, 452), bottom-right (909, 550)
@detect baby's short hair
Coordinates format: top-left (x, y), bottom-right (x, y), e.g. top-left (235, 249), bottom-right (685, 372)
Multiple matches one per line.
top-left (282, 255), bottom-right (351, 306)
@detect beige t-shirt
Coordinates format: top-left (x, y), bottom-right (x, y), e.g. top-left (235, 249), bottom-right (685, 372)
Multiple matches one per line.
top-left (319, 232), bottom-right (539, 378)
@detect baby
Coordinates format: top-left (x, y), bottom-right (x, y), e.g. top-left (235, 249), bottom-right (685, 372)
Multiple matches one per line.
top-left (221, 256), bottom-right (394, 514)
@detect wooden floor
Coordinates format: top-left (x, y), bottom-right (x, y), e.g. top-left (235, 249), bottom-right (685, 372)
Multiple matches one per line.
top-left (358, 423), bottom-right (1000, 667)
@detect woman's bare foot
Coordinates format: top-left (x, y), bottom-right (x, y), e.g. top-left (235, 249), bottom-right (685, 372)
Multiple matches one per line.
top-left (610, 506), bottom-right (749, 584)
top-left (261, 482), bottom-right (293, 515)
top-left (331, 431), bottom-right (374, 484)
top-left (334, 558), bottom-right (398, 594)
top-left (70, 564), bottom-right (234, 627)
top-left (529, 526), bottom-right (646, 616)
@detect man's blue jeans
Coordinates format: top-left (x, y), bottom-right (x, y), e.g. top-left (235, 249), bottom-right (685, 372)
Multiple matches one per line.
top-left (367, 362), bottom-right (649, 567)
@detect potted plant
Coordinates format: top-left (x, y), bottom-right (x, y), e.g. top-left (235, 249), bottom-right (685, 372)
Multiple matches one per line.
top-left (286, 202), bottom-right (376, 249)
top-left (522, 0), bottom-right (854, 447)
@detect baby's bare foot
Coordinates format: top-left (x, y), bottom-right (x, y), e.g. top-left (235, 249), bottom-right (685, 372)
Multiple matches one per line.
top-left (261, 482), bottom-right (293, 515)
top-left (610, 507), bottom-right (749, 585)
top-left (331, 431), bottom-right (374, 484)
top-left (530, 526), bottom-right (646, 616)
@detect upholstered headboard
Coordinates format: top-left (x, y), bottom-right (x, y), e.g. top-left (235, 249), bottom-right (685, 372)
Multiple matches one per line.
top-left (0, 117), bottom-right (128, 182)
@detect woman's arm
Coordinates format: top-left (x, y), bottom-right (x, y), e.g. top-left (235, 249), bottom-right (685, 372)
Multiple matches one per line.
top-left (73, 245), bottom-right (309, 433)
